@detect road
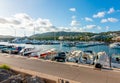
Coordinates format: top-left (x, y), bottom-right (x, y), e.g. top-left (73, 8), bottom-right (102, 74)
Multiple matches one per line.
top-left (0, 54), bottom-right (120, 83)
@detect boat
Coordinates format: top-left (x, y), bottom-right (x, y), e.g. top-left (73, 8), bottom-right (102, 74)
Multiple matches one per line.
top-left (1, 45), bottom-right (23, 54)
top-left (63, 42), bottom-right (76, 47)
top-left (66, 50), bottom-right (83, 63)
top-left (40, 48), bottom-right (57, 60)
top-left (79, 50), bottom-right (96, 64)
top-left (67, 50), bottom-right (96, 64)
top-left (20, 47), bottom-right (40, 56)
top-left (95, 52), bottom-right (110, 68)
top-left (75, 42), bottom-right (89, 48)
top-left (52, 52), bottom-right (67, 62)
top-left (111, 55), bottom-right (120, 68)
top-left (109, 42), bottom-right (120, 49)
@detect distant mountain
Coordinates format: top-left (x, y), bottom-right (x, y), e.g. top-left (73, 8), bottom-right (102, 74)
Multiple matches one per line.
top-left (29, 31), bottom-right (120, 41)
top-left (0, 35), bottom-right (14, 38)
top-left (30, 31), bottom-right (96, 38)
top-left (100, 31), bottom-right (120, 35)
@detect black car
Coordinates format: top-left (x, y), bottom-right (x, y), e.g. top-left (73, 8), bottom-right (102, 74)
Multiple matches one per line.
top-left (53, 52), bottom-right (66, 62)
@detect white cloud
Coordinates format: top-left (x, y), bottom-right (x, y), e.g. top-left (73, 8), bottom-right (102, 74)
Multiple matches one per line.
top-left (0, 13), bottom-right (58, 36)
top-left (105, 26), bottom-right (110, 31)
top-left (101, 18), bottom-right (118, 23)
top-left (58, 27), bottom-right (85, 32)
top-left (14, 13), bottom-right (32, 20)
top-left (71, 16), bottom-right (76, 19)
top-left (70, 20), bottom-right (80, 27)
top-left (101, 19), bottom-right (108, 23)
top-left (85, 25), bottom-right (96, 29)
top-left (69, 8), bottom-right (76, 12)
top-left (93, 12), bottom-right (105, 18)
top-left (108, 18), bottom-right (118, 22)
top-left (0, 17), bottom-right (21, 25)
top-left (97, 26), bottom-right (102, 30)
top-left (85, 17), bottom-right (93, 22)
top-left (108, 8), bottom-right (115, 14)
top-left (0, 13), bottom-right (86, 36)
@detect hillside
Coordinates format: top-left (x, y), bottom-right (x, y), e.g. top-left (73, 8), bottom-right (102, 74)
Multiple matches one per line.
top-left (29, 31), bottom-right (120, 41)
top-left (0, 35), bottom-right (14, 38)
top-left (30, 31), bottom-right (96, 38)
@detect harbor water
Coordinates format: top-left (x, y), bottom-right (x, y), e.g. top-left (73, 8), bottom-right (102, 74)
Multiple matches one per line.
top-left (0, 42), bottom-right (120, 56)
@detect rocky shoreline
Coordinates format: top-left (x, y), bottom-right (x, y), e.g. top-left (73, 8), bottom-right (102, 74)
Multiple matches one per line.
top-left (0, 68), bottom-right (45, 83)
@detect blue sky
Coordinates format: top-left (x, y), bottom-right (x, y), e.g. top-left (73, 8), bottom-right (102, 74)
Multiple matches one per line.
top-left (0, 0), bottom-right (120, 36)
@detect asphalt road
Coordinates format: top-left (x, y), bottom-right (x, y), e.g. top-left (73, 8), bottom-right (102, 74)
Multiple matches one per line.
top-left (0, 54), bottom-right (120, 83)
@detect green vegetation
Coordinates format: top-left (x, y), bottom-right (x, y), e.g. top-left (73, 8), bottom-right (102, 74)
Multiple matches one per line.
top-left (30, 31), bottom-right (96, 41)
top-left (0, 64), bottom-right (10, 70)
top-left (1, 30), bottom-right (120, 42)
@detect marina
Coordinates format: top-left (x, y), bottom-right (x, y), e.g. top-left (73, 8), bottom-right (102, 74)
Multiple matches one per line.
top-left (0, 0), bottom-right (120, 82)
top-left (0, 41), bottom-right (120, 68)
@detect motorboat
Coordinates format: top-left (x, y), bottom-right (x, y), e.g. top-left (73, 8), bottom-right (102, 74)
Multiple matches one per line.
top-left (111, 55), bottom-right (120, 68)
top-left (109, 43), bottom-right (120, 49)
top-left (76, 42), bottom-right (89, 48)
top-left (63, 42), bottom-right (76, 47)
top-left (67, 50), bottom-right (96, 64)
top-left (95, 52), bottom-right (110, 68)
top-left (1, 45), bottom-right (23, 54)
top-left (20, 47), bottom-right (40, 56)
top-left (52, 52), bottom-right (67, 62)
top-left (79, 50), bottom-right (96, 64)
top-left (66, 50), bottom-right (83, 63)
top-left (40, 48), bottom-right (57, 60)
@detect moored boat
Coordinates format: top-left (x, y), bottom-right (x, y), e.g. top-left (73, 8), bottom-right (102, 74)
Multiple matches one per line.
top-left (109, 42), bottom-right (120, 49)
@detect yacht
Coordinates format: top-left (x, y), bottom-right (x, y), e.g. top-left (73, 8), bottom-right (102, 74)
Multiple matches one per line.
top-left (40, 48), bottom-right (57, 60)
top-left (66, 50), bottom-right (83, 63)
top-left (76, 42), bottom-right (89, 47)
top-left (79, 50), bottom-right (96, 64)
top-left (63, 42), bottom-right (76, 47)
top-left (67, 50), bottom-right (96, 64)
top-left (111, 54), bottom-right (120, 68)
top-left (109, 42), bottom-right (120, 49)
top-left (95, 52), bottom-right (110, 68)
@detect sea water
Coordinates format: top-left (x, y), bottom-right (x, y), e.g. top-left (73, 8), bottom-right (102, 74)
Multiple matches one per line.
top-left (0, 42), bottom-right (120, 56)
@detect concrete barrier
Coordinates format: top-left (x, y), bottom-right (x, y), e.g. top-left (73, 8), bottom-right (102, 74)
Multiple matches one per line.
top-left (11, 66), bottom-right (80, 83)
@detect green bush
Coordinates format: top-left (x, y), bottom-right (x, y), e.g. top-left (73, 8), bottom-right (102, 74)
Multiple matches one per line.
top-left (0, 64), bottom-right (10, 70)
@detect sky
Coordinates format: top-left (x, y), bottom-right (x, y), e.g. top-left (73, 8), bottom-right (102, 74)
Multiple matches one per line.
top-left (0, 0), bottom-right (120, 37)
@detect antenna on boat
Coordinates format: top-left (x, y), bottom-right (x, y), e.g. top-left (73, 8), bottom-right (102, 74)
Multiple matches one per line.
top-left (33, 22), bottom-right (36, 48)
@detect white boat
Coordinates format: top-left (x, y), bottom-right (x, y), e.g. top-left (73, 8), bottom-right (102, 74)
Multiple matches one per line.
top-left (109, 43), bottom-right (120, 49)
top-left (79, 50), bottom-right (96, 64)
top-left (67, 50), bottom-right (96, 64)
top-left (95, 52), bottom-right (120, 68)
top-left (95, 52), bottom-right (110, 68)
top-left (66, 50), bottom-right (83, 62)
top-left (20, 47), bottom-right (40, 56)
top-left (40, 48), bottom-right (57, 60)
top-left (63, 42), bottom-right (76, 47)
top-left (111, 55), bottom-right (120, 68)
